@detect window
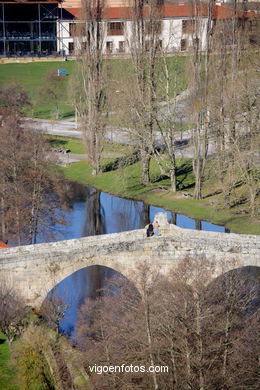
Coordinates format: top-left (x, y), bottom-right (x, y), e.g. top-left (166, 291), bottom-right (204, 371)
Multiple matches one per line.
top-left (68, 42), bottom-right (74, 54)
top-left (69, 23), bottom-right (75, 37)
top-left (180, 39), bottom-right (187, 51)
top-left (69, 23), bottom-right (86, 37)
top-left (106, 41), bottom-right (113, 54)
top-left (107, 22), bottom-right (124, 36)
top-left (182, 19), bottom-right (195, 34)
top-left (119, 41), bottom-right (125, 53)
top-left (145, 20), bottom-right (162, 35)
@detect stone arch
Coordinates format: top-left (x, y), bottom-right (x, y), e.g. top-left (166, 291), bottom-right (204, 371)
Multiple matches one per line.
top-left (209, 265), bottom-right (260, 287)
top-left (30, 258), bottom-right (141, 308)
top-left (43, 264), bottom-right (140, 335)
top-left (43, 264), bottom-right (139, 306)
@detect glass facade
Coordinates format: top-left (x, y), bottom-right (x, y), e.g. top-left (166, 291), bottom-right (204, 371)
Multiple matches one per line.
top-left (0, 2), bottom-right (60, 56)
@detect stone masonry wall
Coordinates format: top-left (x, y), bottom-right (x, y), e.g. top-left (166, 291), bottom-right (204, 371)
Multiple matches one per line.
top-left (0, 215), bottom-right (259, 307)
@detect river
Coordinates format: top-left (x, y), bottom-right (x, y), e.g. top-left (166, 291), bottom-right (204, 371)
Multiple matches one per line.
top-left (42, 184), bottom-right (229, 243)
top-left (44, 184), bottom-right (233, 337)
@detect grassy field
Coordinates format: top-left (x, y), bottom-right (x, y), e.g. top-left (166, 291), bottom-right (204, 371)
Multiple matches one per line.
top-left (55, 138), bottom-right (259, 235)
top-left (47, 135), bottom-right (85, 154)
top-left (0, 333), bottom-right (18, 390)
top-left (46, 135), bottom-right (133, 156)
top-left (0, 61), bottom-right (75, 119)
top-left (0, 56), bottom-right (188, 120)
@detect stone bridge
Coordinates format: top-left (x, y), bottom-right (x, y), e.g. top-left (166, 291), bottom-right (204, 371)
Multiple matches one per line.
top-left (0, 213), bottom-right (259, 308)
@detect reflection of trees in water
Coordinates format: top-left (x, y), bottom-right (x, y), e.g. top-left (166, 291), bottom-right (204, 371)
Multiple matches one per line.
top-left (81, 185), bottom-right (150, 236)
top-left (82, 187), bottom-right (105, 236)
top-left (108, 195), bottom-right (142, 232)
top-left (195, 219), bottom-right (202, 230)
top-left (141, 203), bottom-right (150, 227)
top-left (62, 181), bottom-right (88, 208)
top-left (170, 213), bottom-right (176, 225)
top-left (88, 266), bottom-right (104, 299)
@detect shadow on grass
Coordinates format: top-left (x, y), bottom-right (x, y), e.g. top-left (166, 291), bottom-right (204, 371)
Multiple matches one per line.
top-left (152, 174), bottom-right (169, 183)
top-left (61, 111), bottom-right (75, 119)
top-left (152, 160), bottom-right (194, 190)
top-left (176, 161), bottom-right (193, 176)
top-left (103, 152), bottom-right (140, 172)
top-left (0, 338), bottom-right (5, 345)
top-left (49, 139), bottom-right (68, 149)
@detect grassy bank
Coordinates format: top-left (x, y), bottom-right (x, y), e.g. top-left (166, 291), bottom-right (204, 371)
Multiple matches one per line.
top-left (58, 145), bottom-right (259, 235)
top-left (0, 333), bottom-right (18, 390)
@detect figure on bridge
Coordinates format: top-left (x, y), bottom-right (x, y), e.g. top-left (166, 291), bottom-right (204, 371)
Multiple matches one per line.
top-left (146, 223), bottom-right (154, 237)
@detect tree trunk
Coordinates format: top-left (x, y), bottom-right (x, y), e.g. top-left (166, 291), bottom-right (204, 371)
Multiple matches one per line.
top-left (170, 166), bottom-right (177, 192)
top-left (193, 158), bottom-right (203, 200)
top-left (0, 196), bottom-right (6, 240)
top-left (221, 311), bottom-right (230, 389)
top-left (141, 152), bottom-right (151, 186)
top-left (144, 302), bottom-right (158, 390)
top-left (195, 219), bottom-right (202, 230)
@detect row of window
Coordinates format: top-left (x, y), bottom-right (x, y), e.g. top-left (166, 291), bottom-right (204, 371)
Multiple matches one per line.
top-left (68, 20), bottom-right (196, 37)
top-left (67, 38), bottom-right (199, 54)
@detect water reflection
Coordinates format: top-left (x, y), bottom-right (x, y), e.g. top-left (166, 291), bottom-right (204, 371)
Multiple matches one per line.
top-left (51, 184), bottom-right (227, 241)
top-left (83, 187), bottom-right (106, 236)
top-left (46, 265), bottom-right (127, 337)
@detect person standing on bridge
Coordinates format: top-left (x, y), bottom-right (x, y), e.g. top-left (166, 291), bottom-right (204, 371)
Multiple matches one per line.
top-left (153, 221), bottom-right (159, 237)
top-left (146, 223), bottom-right (154, 237)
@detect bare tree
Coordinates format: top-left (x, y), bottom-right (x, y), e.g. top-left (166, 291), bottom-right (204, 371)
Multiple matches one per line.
top-left (0, 117), bottom-right (67, 245)
top-left (189, 0), bottom-right (215, 200)
top-left (75, 0), bottom-right (107, 176)
top-left (39, 70), bottom-right (67, 120)
top-left (0, 83), bottom-right (30, 121)
top-left (208, 4), bottom-right (260, 213)
top-left (152, 55), bottom-right (186, 192)
top-left (41, 293), bottom-right (69, 335)
top-left (0, 279), bottom-right (29, 345)
top-left (75, 256), bottom-right (259, 390)
top-left (125, 0), bottom-right (162, 186)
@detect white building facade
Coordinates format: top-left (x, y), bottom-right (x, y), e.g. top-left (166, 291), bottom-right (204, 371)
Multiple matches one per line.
top-left (57, 6), bottom-right (209, 55)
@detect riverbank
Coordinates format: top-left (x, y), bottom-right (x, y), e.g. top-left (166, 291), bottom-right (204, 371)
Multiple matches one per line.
top-left (59, 155), bottom-right (260, 235)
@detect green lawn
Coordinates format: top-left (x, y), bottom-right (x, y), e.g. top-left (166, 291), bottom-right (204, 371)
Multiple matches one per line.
top-left (0, 61), bottom-right (75, 119)
top-left (47, 135), bottom-right (133, 156)
top-left (0, 333), bottom-right (19, 390)
top-left (0, 56), bottom-right (188, 120)
top-left (47, 135), bottom-right (85, 154)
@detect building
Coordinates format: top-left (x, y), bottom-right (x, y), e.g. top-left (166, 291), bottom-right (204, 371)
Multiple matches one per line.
top-left (0, 240), bottom-right (9, 248)
top-left (57, 3), bottom-right (258, 56)
top-left (0, 0), bottom-right (258, 57)
top-left (0, 0), bottom-right (62, 56)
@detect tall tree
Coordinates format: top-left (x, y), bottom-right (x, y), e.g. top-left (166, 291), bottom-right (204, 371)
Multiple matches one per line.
top-left (76, 0), bottom-right (106, 176)
top-left (0, 117), bottom-right (67, 245)
top-left (126, 0), bottom-right (162, 186)
top-left (189, 0), bottom-right (215, 200)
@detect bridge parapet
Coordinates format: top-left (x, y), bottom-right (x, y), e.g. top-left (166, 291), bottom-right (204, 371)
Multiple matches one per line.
top-left (0, 213), bottom-right (259, 307)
